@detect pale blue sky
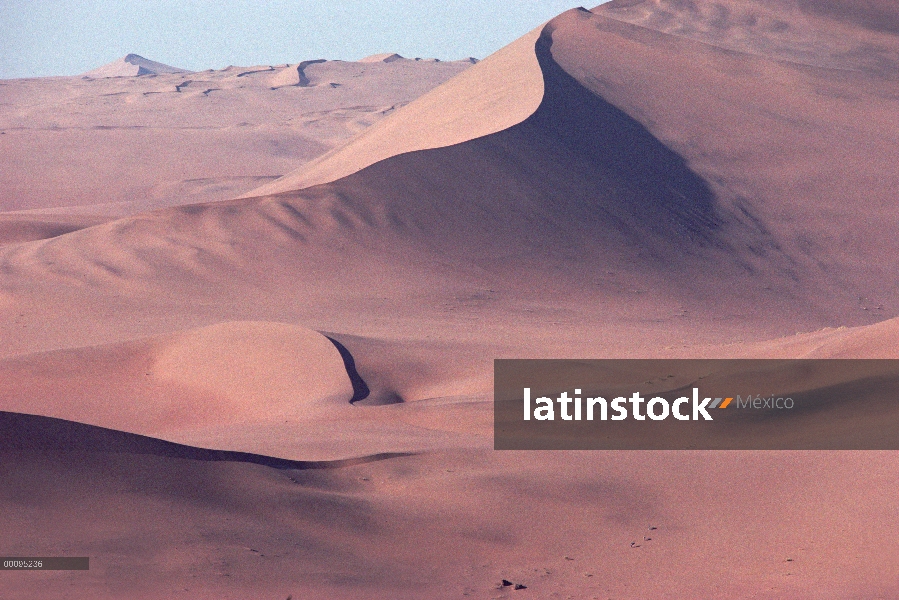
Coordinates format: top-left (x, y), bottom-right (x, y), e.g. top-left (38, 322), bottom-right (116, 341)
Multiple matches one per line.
top-left (0, 1), bottom-right (605, 79)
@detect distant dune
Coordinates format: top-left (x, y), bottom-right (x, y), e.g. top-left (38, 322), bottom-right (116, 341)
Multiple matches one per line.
top-left (0, 57), bottom-right (474, 215)
top-left (81, 53), bottom-right (190, 78)
top-left (360, 53), bottom-right (406, 63)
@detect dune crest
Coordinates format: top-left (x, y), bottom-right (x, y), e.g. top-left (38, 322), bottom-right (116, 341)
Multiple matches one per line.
top-left (149, 321), bottom-right (353, 411)
top-left (798, 317), bottom-right (899, 358)
top-left (0, 322), bottom-right (355, 457)
top-left (245, 21), bottom-right (546, 195)
top-left (360, 53), bottom-right (405, 63)
top-left (82, 53), bottom-right (191, 78)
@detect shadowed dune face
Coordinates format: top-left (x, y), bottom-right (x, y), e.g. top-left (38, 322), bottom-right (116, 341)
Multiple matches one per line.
top-left (3, 4), bottom-right (898, 363)
top-left (3, 426), bottom-right (899, 599)
top-left (559, 6), bottom-right (899, 315)
top-left (502, 22), bottom-right (721, 244)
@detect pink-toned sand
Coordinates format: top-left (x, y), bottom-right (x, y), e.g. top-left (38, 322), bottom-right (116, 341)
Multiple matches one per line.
top-left (1, 1), bottom-right (898, 598)
top-left (0, 55), bottom-right (473, 218)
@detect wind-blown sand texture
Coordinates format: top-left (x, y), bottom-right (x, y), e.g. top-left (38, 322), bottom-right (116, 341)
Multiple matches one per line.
top-left (2, 1), bottom-right (899, 597)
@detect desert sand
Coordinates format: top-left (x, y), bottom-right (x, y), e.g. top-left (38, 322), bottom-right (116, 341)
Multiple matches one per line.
top-left (1, 1), bottom-right (898, 598)
top-left (0, 55), bottom-right (473, 218)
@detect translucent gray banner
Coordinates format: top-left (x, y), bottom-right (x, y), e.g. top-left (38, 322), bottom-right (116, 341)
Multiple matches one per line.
top-left (494, 359), bottom-right (899, 450)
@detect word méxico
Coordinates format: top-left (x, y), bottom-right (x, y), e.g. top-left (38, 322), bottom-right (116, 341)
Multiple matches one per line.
top-left (521, 388), bottom-right (793, 421)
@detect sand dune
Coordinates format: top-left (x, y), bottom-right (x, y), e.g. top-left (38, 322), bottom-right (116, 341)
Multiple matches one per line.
top-left (360, 53), bottom-right (405, 63)
top-left (3, 423), bottom-right (898, 598)
top-left (2, 3), bottom-right (896, 437)
top-left (0, 58), bottom-right (473, 214)
top-left (82, 53), bottom-right (190, 78)
top-left (243, 5), bottom-right (899, 323)
top-left (2, 5), bottom-right (897, 356)
top-left (0, 320), bottom-right (487, 460)
top-left (696, 315), bottom-right (899, 359)
top-left (3, 1), bottom-right (899, 597)
top-left (0, 322), bottom-right (354, 455)
top-left (268, 59), bottom-right (325, 88)
top-left (247, 25), bottom-right (546, 195)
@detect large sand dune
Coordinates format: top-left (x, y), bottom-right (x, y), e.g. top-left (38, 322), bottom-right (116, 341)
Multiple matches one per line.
top-left (2, 1), bottom-right (899, 597)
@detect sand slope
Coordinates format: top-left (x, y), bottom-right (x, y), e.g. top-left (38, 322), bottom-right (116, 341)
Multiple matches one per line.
top-left (0, 58), bottom-right (473, 215)
top-left (0, 322), bottom-right (354, 455)
top-left (247, 25), bottom-right (545, 195)
top-left (598, 0), bottom-right (899, 71)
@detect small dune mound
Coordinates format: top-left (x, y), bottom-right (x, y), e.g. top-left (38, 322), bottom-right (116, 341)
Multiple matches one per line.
top-left (150, 321), bottom-right (353, 413)
top-left (82, 53), bottom-right (191, 78)
top-left (269, 63), bottom-right (303, 88)
top-left (360, 53), bottom-right (405, 63)
top-left (0, 322), bottom-right (355, 457)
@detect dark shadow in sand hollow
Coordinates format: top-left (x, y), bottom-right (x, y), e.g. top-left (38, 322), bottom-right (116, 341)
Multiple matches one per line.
top-left (325, 335), bottom-right (371, 403)
top-left (0, 411), bottom-right (409, 470)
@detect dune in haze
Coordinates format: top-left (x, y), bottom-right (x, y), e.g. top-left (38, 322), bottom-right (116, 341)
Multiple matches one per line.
top-left (0, 57), bottom-right (473, 215)
top-left (360, 53), bottom-right (405, 63)
top-left (3, 1), bottom-right (899, 597)
top-left (81, 54), bottom-right (191, 78)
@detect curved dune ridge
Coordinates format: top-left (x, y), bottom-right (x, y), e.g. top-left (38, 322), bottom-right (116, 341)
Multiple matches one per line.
top-left (0, 322), bottom-right (357, 457)
top-left (245, 23), bottom-right (546, 195)
top-left (2, 1), bottom-right (899, 363)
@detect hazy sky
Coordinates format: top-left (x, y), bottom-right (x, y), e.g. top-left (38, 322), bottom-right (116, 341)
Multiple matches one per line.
top-left (0, 1), bottom-right (605, 79)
